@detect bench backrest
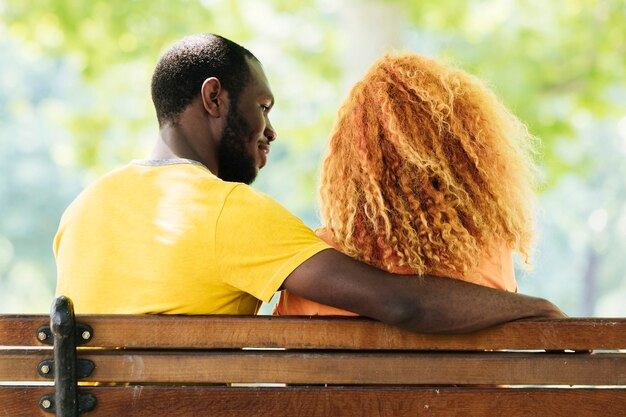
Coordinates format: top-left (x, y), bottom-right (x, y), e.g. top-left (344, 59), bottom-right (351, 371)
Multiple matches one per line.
top-left (1, 296), bottom-right (625, 416)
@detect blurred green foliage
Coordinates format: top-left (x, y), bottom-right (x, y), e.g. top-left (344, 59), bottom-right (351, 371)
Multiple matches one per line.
top-left (4, 0), bottom-right (624, 185)
top-left (1, 0), bottom-right (625, 314)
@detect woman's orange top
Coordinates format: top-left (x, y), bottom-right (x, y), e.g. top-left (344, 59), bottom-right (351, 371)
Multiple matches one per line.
top-left (274, 228), bottom-right (517, 316)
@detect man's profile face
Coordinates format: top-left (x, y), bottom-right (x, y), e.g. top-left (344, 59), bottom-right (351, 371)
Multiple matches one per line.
top-left (217, 59), bottom-right (276, 185)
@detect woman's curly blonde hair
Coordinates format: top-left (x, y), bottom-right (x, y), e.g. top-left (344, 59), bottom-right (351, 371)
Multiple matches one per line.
top-left (319, 54), bottom-right (538, 280)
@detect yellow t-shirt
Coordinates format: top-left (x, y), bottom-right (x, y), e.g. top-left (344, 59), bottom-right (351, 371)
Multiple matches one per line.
top-left (54, 159), bottom-right (330, 314)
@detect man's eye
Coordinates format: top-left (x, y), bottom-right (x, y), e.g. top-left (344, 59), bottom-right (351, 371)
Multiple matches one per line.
top-left (260, 105), bottom-right (269, 111)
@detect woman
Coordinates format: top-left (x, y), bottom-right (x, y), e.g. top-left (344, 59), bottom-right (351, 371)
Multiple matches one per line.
top-left (276, 54), bottom-right (537, 316)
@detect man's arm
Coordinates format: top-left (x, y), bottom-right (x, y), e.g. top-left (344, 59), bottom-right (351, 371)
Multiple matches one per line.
top-left (282, 249), bottom-right (565, 334)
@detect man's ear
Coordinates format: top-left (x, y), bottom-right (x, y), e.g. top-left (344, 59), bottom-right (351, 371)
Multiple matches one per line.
top-left (201, 77), bottom-right (224, 117)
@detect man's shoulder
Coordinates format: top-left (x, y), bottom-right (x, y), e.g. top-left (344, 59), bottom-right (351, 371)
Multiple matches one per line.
top-left (216, 183), bottom-right (308, 230)
top-left (64, 161), bottom-right (230, 210)
top-left (221, 182), bottom-right (284, 210)
top-left (102, 160), bottom-right (233, 191)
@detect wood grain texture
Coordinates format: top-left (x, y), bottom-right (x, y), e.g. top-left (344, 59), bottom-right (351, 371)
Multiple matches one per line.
top-left (2, 315), bottom-right (625, 350)
top-left (1, 386), bottom-right (624, 417)
top-left (0, 316), bottom-right (49, 347)
top-left (80, 350), bottom-right (626, 385)
top-left (4, 349), bottom-right (622, 385)
top-left (0, 350), bottom-right (50, 382)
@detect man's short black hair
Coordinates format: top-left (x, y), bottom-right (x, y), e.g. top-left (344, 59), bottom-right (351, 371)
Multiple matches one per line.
top-left (151, 33), bottom-right (258, 126)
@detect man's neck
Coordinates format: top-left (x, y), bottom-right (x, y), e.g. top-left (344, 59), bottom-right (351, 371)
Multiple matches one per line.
top-left (151, 125), bottom-right (219, 176)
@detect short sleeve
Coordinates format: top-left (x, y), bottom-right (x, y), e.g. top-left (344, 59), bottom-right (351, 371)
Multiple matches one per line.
top-left (214, 185), bottom-right (331, 302)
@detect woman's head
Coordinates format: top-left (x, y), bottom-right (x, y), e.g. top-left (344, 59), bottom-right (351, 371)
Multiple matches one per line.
top-left (320, 54), bottom-right (537, 277)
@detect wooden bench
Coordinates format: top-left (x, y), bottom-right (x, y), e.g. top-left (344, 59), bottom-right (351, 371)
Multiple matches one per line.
top-left (1, 296), bottom-right (625, 416)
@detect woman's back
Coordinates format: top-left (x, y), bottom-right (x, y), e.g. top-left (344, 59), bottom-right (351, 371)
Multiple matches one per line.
top-left (275, 229), bottom-right (517, 316)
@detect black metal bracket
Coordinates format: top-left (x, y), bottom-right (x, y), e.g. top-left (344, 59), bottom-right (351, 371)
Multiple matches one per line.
top-left (39, 394), bottom-right (97, 415)
top-left (37, 359), bottom-right (95, 379)
top-left (36, 323), bottom-right (93, 346)
top-left (38, 296), bottom-right (97, 416)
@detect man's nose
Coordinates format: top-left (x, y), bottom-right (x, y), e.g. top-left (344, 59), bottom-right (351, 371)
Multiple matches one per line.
top-left (265, 121), bottom-right (277, 142)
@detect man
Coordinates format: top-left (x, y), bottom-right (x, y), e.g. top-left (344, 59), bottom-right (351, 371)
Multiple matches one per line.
top-left (54, 34), bottom-right (564, 333)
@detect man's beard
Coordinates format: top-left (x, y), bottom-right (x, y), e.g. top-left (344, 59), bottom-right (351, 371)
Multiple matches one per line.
top-left (217, 110), bottom-right (258, 184)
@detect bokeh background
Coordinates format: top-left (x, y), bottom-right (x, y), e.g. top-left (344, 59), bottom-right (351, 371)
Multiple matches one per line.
top-left (1, 0), bottom-right (625, 316)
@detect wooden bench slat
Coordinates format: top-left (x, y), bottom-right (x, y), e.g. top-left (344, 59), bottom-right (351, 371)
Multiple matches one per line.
top-left (0, 316), bottom-right (47, 346)
top-left (80, 351), bottom-right (626, 385)
top-left (0, 350), bottom-right (51, 382)
top-left (2, 316), bottom-right (625, 350)
top-left (4, 349), bottom-right (624, 385)
top-left (1, 386), bottom-right (624, 417)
